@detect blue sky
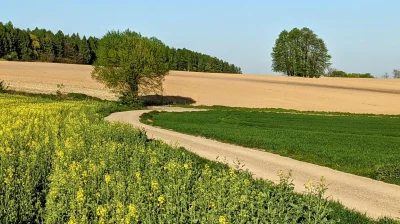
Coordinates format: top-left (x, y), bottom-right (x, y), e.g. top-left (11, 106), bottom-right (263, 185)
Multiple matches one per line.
top-left (2, 0), bottom-right (399, 76)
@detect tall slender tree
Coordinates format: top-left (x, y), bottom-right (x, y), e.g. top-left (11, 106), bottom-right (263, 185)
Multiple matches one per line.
top-left (78, 36), bottom-right (91, 64)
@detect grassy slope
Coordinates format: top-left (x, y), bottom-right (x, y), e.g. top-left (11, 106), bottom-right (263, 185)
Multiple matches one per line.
top-left (0, 93), bottom-right (397, 223)
top-left (141, 108), bottom-right (400, 185)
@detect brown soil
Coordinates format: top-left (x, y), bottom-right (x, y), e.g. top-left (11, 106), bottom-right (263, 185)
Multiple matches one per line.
top-left (1, 61), bottom-right (400, 114)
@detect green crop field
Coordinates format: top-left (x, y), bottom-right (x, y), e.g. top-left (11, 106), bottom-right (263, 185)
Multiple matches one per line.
top-left (1, 93), bottom-right (397, 223)
top-left (141, 107), bottom-right (400, 185)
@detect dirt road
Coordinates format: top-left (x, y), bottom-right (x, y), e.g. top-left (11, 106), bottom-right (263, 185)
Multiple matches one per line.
top-left (105, 107), bottom-right (400, 219)
top-left (1, 61), bottom-right (400, 114)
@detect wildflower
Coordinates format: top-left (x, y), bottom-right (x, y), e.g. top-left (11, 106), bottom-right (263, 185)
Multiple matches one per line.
top-left (151, 181), bottom-right (159, 190)
top-left (4, 167), bottom-right (13, 185)
top-left (219, 216), bottom-right (228, 224)
top-left (184, 163), bottom-right (189, 169)
top-left (5, 147), bottom-right (11, 153)
top-left (158, 195), bottom-right (165, 204)
top-left (48, 188), bottom-right (57, 197)
top-left (81, 215), bottom-right (88, 223)
top-left (244, 179), bottom-right (250, 185)
top-left (105, 174), bottom-right (111, 184)
top-left (135, 172), bottom-right (141, 180)
top-left (128, 204), bottom-right (137, 217)
top-left (96, 205), bottom-right (107, 217)
top-left (210, 202), bottom-right (216, 209)
top-left (278, 170), bottom-right (284, 178)
top-left (68, 218), bottom-right (77, 224)
top-left (116, 201), bottom-right (123, 215)
top-left (64, 138), bottom-right (73, 149)
top-left (76, 188), bottom-right (84, 202)
top-left (229, 168), bottom-right (235, 177)
top-left (56, 151), bottom-right (64, 158)
top-left (150, 157), bottom-right (158, 164)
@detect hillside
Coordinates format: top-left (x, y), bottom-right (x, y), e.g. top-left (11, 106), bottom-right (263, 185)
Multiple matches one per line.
top-left (1, 61), bottom-right (400, 114)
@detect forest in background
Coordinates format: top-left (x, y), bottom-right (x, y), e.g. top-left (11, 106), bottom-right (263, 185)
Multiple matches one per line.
top-left (0, 21), bottom-right (242, 74)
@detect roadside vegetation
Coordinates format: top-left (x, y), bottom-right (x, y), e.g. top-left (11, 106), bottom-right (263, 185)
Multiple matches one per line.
top-left (141, 107), bottom-right (400, 185)
top-left (0, 80), bottom-right (8, 93)
top-left (1, 93), bottom-right (397, 223)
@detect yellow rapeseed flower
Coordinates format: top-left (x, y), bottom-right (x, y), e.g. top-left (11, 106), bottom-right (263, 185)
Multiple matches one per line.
top-left (229, 168), bottom-right (235, 177)
top-left (209, 202), bottom-right (216, 209)
top-left (67, 218), bottom-right (77, 224)
top-left (135, 172), bottom-right (141, 180)
top-left (19, 150), bottom-right (25, 157)
top-left (116, 201), bottom-right (123, 215)
top-left (76, 188), bottom-right (84, 202)
top-left (128, 204), bottom-right (137, 217)
top-left (56, 151), bottom-right (64, 158)
top-left (151, 181), bottom-right (159, 190)
top-left (219, 216), bottom-right (228, 224)
top-left (105, 174), bottom-right (111, 184)
top-left (158, 195), bottom-right (165, 204)
top-left (96, 206), bottom-right (107, 217)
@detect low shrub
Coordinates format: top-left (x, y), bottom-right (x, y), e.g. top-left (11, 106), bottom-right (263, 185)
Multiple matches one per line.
top-left (0, 80), bottom-right (9, 93)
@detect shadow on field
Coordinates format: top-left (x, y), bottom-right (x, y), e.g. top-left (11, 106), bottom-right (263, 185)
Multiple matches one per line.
top-left (141, 95), bottom-right (196, 106)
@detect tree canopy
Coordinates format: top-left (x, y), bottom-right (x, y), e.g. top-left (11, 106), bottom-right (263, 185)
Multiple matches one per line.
top-left (0, 21), bottom-right (242, 74)
top-left (92, 30), bottom-right (170, 105)
top-left (393, 69), bottom-right (400, 79)
top-left (271, 27), bottom-right (331, 78)
top-left (325, 68), bottom-right (374, 78)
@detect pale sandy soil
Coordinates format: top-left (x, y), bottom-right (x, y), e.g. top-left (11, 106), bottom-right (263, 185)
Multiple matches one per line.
top-left (1, 61), bottom-right (400, 114)
top-left (106, 107), bottom-right (400, 219)
top-left (0, 61), bottom-right (116, 100)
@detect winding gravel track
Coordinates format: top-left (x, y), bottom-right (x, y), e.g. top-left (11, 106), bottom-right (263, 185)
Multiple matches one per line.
top-left (105, 107), bottom-right (400, 219)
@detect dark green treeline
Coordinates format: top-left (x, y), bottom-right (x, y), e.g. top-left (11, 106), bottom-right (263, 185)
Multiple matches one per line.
top-left (0, 21), bottom-right (242, 74)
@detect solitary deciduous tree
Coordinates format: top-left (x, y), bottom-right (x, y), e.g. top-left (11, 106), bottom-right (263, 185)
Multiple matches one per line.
top-left (272, 27), bottom-right (331, 78)
top-left (92, 30), bottom-right (169, 105)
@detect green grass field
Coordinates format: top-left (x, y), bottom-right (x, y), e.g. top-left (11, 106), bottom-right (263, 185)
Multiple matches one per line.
top-left (141, 107), bottom-right (400, 185)
top-left (1, 93), bottom-right (397, 223)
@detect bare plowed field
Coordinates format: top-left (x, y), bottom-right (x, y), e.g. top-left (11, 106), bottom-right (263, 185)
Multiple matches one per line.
top-left (1, 61), bottom-right (399, 114)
